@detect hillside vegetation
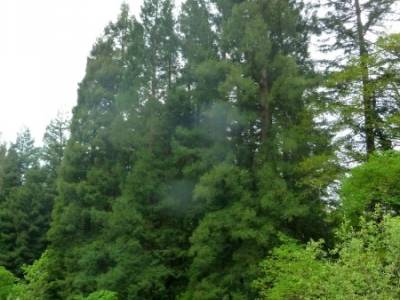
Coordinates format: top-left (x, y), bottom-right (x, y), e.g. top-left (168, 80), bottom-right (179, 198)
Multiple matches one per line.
top-left (0, 0), bottom-right (399, 299)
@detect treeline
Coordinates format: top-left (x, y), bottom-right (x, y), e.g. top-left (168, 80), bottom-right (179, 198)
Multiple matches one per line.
top-left (0, 0), bottom-right (399, 299)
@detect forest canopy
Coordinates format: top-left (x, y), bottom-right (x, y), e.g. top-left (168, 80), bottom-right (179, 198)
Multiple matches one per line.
top-left (0, 0), bottom-right (399, 299)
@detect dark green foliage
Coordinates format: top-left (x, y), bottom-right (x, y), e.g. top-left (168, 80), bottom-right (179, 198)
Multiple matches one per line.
top-left (0, 142), bottom-right (7, 203)
top-left (42, 113), bottom-right (70, 179)
top-left (141, 0), bottom-right (178, 96)
top-left (0, 168), bottom-right (52, 273)
top-left (23, 1), bottom-right (337, 298)
top-left (176, 1), bottom-right (336, 297)
top-left (181, 164), bottom-right (264, 299)
top-left (0, 130), bottom-right (53, 275)
top-left (47, 4), bottom-right (180, 298)
top-left (0, 130), bottom-right (39, 198)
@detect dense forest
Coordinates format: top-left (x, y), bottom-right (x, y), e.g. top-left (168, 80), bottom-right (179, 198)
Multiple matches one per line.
top-left (0, 0), bottom-right (400, 299)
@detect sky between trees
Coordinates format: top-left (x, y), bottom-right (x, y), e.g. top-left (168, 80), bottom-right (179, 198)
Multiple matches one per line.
top-left (0, 1), bottom-right (144, 143)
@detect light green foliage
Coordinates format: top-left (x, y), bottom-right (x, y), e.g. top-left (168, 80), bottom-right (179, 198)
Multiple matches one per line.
top-left (255, 214), bottom-right (400, 299)
top-left (341, 151), bottom-right (400, 222)
top-left (254, 239), bottom-right (328, 299)
top-left (80, 290), bottom-right (118, 300)
top-left (16, 251), bottom-right (59, 300)
top-left (3, 250), bottom-right (65, 300)
top-left (0, 267), bottom-right (16, 299)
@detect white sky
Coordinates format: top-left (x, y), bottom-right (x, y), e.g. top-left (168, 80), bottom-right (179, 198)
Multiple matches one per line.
top-left (0, 0), bottom-right (144, 144)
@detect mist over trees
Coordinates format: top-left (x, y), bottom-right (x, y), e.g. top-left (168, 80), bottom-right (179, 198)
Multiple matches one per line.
top-left (0, 0), bottom-right (399, 299)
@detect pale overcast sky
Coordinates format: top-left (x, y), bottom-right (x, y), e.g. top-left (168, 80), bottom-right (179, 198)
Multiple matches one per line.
top-left (0, 1), bottom-right (397, 144)
top-left (0, 1), bottom-right (145, 144)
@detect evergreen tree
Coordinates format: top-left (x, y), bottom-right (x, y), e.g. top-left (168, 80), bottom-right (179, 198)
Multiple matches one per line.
top-left (322, 0), bottom-right (398, 157)
top-left (42, 113), bottom-right (70, 179)
top-left (180, 0), bottom-right (337, 297)
top-left (20, 1), bottom-right (347, 299)
top-left (179, 0), bottom-right (217, 83)
top-left (0, 130), bottom-right (51, 275)
top-left (141, 0), bottom-right (178, 98)
top-left (47, 7), bottom-right (134, 297)
top-left (0, 140), bottom-right (7, 202)
top-left (0, 129), bottom-right (39, 196)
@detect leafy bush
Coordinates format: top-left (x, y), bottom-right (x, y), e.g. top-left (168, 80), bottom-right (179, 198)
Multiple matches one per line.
top-left (0, 267), bottom-right (16, 300)
top-left (341, 151), bottom-right (400, 222)
top-left (84, 290), bottom-right (118, 300)
top-left (255, 213), bottom-right (400, 299)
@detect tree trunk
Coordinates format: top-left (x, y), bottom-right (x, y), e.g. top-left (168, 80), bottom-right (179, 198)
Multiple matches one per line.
top-left (354, 0), bottom-right (375, 156)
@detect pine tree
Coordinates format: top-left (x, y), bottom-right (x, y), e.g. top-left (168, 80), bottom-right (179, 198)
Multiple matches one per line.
top-left (42, 113), bottom-right (70, 179)
top-left (0, 129), bottom-right (39, 201)
top-left (47, 7), bottom-right (134, 297)
top-left (179, 0), bottom-right (217, 77)
top-left (322, 0), bottom-right (398, 157)
top-left (32, 1), bottom-right (341, 299)
top-left (181, 0), bottom-right (337, 297)
top-left (0, 130), bottom-right (51, 275)
top-left (141, 0), bottom-right (178, 99)
top-left (0, 140), bottom-right (7, 202)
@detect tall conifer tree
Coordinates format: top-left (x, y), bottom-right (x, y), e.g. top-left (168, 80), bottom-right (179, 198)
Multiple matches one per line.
top-left (322, 0), bottom-right (398, 157)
